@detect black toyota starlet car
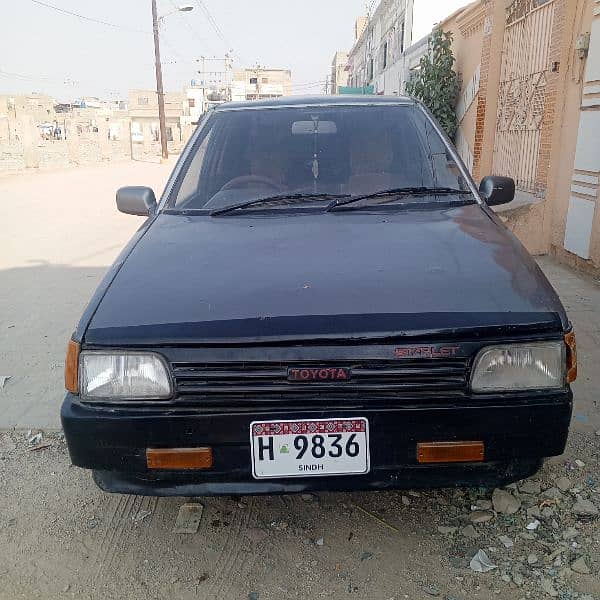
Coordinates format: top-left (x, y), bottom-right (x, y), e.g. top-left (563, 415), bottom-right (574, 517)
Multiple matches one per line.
top-left (62, 96), bottom-right (576, 496)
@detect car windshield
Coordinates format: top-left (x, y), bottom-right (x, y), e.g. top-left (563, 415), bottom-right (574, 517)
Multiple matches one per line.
top-left (168, 104), bottom-right (472, 212)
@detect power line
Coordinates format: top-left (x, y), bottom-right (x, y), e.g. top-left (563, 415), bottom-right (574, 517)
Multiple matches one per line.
top-left (30, 0), bottom-right (148, 33)
top-left (0, 67), bottom-right (122, 96)
top-left (167, 0), bottom-right (213, 52)
top-left (292, 80), bottom-right (327, 86)
top-left (194, 0), bottom-right (228, 45)
top-left (160, 32), bottom-right (186, 60)
top-left (192, 0), bottom-right (247, 64)
top-left (291, 80), bottom-right (327, 89)
top-left (0, 67), bottom-right (74, 84)
top-left (29, 0), bottom-right (189, 72)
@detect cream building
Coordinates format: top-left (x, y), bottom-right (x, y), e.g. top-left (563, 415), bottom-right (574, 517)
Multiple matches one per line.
top-left (128, 89), bottom-right (184, 145)
top-left (346, 0), bottom-right (414, 94)
top-left (330, 51), bottom-right (349, 94)
top-left (231, 68), bottom-right (292, 101)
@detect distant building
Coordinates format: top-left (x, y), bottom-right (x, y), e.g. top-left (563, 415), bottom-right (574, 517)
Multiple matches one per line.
top-left (0, 93), bottom-right (55, 122)
top-left (183, 87), bottom-right (207, 125)
top-left (0, 93), bottom-right (56, 142)
top-left (346, 0), bottom-right (416, 95)
top-left (231, 68), bottom-right (292, 101)
top-left (183, 82), bottom-right (230, 125)
top-left (330, 51), bottom-right (349, 94)
top-left (128, 89), bottom-right (184, 144)
top-left (74, 97), bottom-right (102, 109)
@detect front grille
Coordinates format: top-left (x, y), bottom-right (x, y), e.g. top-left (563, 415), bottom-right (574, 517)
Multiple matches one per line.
top-left (171, 359), bottom-right (469, 406)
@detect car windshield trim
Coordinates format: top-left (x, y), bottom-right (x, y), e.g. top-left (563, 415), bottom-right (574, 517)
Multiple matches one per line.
top-left (209, 193), bottom-right (350, 216)
top-left (326, 187), bottom-right (473, 212)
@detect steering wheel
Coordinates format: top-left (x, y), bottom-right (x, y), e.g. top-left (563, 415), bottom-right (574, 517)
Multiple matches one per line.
top-left (219, 175), bottom-right (285, 193)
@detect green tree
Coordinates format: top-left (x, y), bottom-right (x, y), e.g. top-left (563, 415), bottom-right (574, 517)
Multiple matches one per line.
top-left (406, 29), bottom-right (459, 139)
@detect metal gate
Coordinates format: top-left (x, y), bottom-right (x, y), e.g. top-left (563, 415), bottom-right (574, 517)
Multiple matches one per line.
top-left (492, 0), bottom-right (555, 194)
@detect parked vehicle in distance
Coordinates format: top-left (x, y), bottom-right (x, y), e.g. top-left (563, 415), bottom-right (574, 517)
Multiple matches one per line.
top-left (61, 96), bottom-right (576, 496)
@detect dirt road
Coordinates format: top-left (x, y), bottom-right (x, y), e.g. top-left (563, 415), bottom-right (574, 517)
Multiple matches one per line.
top-left (1, 427), bottom-right (599, 600)
top-left (1, 162), bottom-right (599, 599)
top-left (0, 160), bottom-right (172, 427)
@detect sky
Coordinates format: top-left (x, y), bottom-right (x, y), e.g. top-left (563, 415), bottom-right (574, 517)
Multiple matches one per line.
top-left (1, 0), bottom-right (471, 101)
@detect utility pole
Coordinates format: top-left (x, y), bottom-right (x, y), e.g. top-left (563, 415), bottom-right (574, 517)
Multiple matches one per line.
top-left (253, 63), bottom-right (262, 100)
top-left (151, 0), bottom-right (169, 161)
top-left (225, 51), bottom-right (233, 101)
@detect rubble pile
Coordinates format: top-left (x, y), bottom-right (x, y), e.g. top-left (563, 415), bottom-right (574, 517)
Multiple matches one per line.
top-left (435, 461), bottom-right (599, 599)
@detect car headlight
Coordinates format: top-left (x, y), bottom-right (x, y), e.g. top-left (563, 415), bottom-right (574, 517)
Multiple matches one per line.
top-left (471, 342), bottom-right (565, 392)
top-left (79, 352), bottom-right (172, 400)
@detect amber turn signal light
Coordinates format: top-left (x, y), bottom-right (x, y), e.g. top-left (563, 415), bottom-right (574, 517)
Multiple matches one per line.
top-left (146, 447), bottom-right (213, 470)
top-left (565, 331), bottom-right (577, 383)
top-left (64, 339), bottom-right (80, 393)
top-left (417, 441), bottom-right (484, 464)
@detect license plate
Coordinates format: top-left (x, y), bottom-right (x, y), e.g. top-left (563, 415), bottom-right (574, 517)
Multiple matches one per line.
top-left (250, 418), bottom-right (370, 479)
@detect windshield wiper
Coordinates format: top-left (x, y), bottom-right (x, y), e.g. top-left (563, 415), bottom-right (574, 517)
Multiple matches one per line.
top-left (210, 193), bottom-right (350, 216)
top-left (327, 187), bottom-right (472, 212)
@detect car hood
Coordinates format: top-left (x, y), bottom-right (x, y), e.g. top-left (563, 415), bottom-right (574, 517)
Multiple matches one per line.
top-left (84, 205), bottom-right (567, 345)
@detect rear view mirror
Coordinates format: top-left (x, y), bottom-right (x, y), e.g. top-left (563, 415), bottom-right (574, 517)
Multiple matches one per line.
top-left (116, 186), bottom-right (157, 216)
top-left (479, 176), bottom-right (515, 207)
top-left (292, 120), bottom-right (337, 135)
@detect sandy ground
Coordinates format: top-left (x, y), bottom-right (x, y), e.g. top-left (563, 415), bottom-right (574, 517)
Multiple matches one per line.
top-left (1, 161), bottom-right (599, 599)
top-left (0, 159), bottom-right (173, 427)
top-left (0, 430), bottom-right (599, 600)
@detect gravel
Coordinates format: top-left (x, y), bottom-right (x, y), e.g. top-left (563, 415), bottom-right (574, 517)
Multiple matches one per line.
top-left (0, 427), bottom-right (599, 600)
top-left (555, 476), bottom-right (573, 492)
top-left (571, 557), bottom-right (591, 574)
top-left (492, 488), bottom-right (521, 515)
top-left (572, 498), bottom-right (599, 517)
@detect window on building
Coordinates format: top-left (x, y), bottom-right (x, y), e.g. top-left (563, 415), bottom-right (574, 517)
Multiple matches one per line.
top-left (138, 96), bottom-right (149, 105)
top-left (188, 98), bottom-right (196, 108)
top-left (399, 20), bottom-right (405, 54)
top-left (262, 77), bottom-right (269, 84)
top-left (367, 58), bottom-right (374, 82)
top-left (249, 77), bottom-right (258, 84)
top-left (382, 42), bottom-right (388, 69)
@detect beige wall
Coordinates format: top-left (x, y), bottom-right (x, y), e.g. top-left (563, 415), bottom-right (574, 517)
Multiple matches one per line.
top-left (548, 0), bottom-right (600, 271)
top-left (441, 0), bottom-right (600, 275)
top-left (0, 93), bottom-right (55, 123)
top-left (331, 51), bottom-right (349, 93)
top-left (439, 2), bottom-right (486, 172)
top-left (128, 90), bottom-right (184, 119)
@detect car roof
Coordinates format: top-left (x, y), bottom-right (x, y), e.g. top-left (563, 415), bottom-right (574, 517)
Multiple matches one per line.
top-left (214, 95), bottom-right (416, 111)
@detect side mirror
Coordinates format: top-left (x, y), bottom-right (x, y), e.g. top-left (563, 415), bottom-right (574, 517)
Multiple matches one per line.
top-left (479, 176), bottom-right (515, 206)
top-left (116, 186), bottom-right (157, 216)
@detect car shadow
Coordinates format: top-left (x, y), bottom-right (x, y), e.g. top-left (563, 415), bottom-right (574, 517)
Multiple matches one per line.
top-left (0, 262), bottom-right (110, 428)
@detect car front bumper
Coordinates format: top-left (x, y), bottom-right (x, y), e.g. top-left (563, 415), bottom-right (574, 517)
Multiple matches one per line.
top-left (61, 391), bottom-right (572, 496)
